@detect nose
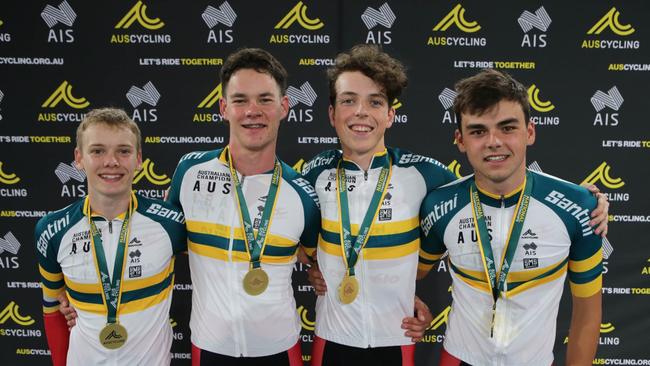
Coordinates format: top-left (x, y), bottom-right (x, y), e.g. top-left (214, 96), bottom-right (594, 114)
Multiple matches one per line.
top-left (104, 153), bottom-right (119, 167)
top-left (245, 102), bottom-right (263, 118)
top-left (354, 102), bottom-right (368, 118)
top-left (487, 131), bottom-right (502, 148)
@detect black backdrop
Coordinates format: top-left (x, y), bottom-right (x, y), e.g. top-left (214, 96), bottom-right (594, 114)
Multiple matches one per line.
top-left (1, 1), bottom-right (649, 364)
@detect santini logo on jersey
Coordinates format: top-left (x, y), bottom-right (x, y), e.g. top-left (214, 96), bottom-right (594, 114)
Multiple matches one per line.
top-left (544, 191), bottom-right (593, 236)
top-left (37, 213), bottom-right (71, 257)
top-left (145, 203), bottom-right (185, 223)
top-left (421, 194), bottom-right (458, 236)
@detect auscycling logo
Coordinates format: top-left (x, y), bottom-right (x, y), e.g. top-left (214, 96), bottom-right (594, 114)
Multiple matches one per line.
top-left (591, 86), bottom-right (623, 127)
top-left (111, 1), bottom-right (171, 44)
top-left (38, 81), bottom-right (88, 122)
top-left (392, 98), bottom-right (408, 124)
top-left (286, 81), bottom-right (317, 122)
top-left (361, 2), bottom-right (395, 45)
top-left (133, 158), bottom-right (170, 185)
top-left (41, 0), bottom-right (76, 43)
top-left (0, 301), bottom-right (34, 326)
top-left (126, 81), bottom-right (160, 122)
top-left (0, 162), bottom-right (20, 185)
top-left (270, 1), bottom-right (330, 44)
top-left (582, 7), bottom-right (639, 50)
top-left (438, 87), bottom-right (457, 124)
top-left (202, 1), bottom-right (236, 44)
top-left (0, 18), bottom-right (11, 43)
top-left (528, 84), bottom-right (559, 127)
top-left (581, 162), bottom-right (624, 190)
top-left (518, 6), bottom-right (551, 48)
top-left (427, 4), bottom-right (485, 47)
top-left (193, 84), bottom-right (225, 123)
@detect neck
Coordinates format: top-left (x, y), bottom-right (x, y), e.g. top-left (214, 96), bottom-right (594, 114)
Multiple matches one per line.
top-left (88, 192), bottom-right (131, 221)
top-left (474, 167), bottom-right (526, 197)
top-left (228, 144), bottom-right (276, 176)
top-left (342, 144), bottom-right (385, 171)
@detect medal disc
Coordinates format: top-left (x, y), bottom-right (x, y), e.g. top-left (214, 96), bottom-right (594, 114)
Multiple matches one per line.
top-left (99, 323), bottom-right (128, 349)
top-left (338, 276), bottom-right (359, 304)
top-left (243, 268), bottom-right (269, 296)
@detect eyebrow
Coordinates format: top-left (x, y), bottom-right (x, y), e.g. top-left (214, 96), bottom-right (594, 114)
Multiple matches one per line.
top-left (228, 92), bottom-right (276, 99)
top-left (337, 91), bottom-right (387, 99)
top-left (465, 117), bottom-right (519, 130)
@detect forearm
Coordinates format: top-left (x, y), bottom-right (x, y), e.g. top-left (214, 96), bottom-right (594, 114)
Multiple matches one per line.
top-left (43, 311), bottom-right (70, 366)
top-left (566, 294), bottom-right (601, 365)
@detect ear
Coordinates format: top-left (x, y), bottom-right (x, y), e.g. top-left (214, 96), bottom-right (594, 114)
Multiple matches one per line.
top-left (280, 95), bottom-right (289, 120)
top-left (386, 106), bottom-right (396, 130)
top-left (74, 147), bottom-right (84, 170)
top-left (328, 105), bottom-right (335, 128)
top-left (526, 120), bottom-right (536, 146)
top-left (136, 149), bottom-right (143, 171)
top-left (219, 97), bottom-right (227, 117)
top-left (454, 129), bottom-right (466, 153)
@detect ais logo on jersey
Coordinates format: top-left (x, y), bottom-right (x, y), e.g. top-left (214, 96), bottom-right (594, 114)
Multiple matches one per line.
top-left (361, 3), bottom-right (395, 45)
top-left (582, 7), bottom-right (639, 50)
top-left (428, 4), bottom-right (486, 47)
top-left (203, 1), bottom-right (236, 44)
top-left (591, 86), bottom-right (623, 127)
top-left (528, 84), bottom-right (559, 126)
top-left (126, 81), bottom-right (160, 122)
top-left (111, 1), bottom-right (171, 44)
top-left (41, 0), bottom-right (76, 43)
top-left (193, 84), bottom-right (225, 123)
top-left (270, 1), bottom-right (330, 44)
top-left (518, 6), bottom-right (551, 48)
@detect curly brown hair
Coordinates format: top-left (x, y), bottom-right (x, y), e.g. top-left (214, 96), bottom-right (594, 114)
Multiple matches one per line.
top-left (327, 44), bottom-right (407, 107)
top-left (453, 69), bottom-right (530, 131)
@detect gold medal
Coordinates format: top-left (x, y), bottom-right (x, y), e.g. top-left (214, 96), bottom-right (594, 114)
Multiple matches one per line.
top-left (243, 268), bottom-right (269, 296)
top-left (99, 323), bottom-right (128, 349)
top-left (338, 275), bottom-right (359, 304)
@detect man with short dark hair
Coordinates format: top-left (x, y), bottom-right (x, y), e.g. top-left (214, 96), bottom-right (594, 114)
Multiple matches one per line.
top-left (167, 48), bottom-right (320, 365)
top-left (38, 108), bottom-right (186, 365)
top-left (419, 69), bottom-right (602, 365)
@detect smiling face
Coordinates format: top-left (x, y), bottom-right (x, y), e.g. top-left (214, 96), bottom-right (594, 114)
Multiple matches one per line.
top-left (220, 68), bottom-right (288, 156)
top-left (329, 71), bottom-right (395, 166)
top-left (74, 123), bottom-right (142, 204)
top-left (455, 99), bottom-right (535, 195)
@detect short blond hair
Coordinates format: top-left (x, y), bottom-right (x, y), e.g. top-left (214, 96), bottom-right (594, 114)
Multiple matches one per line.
top-left (76, 108), bottom-right (141, 151)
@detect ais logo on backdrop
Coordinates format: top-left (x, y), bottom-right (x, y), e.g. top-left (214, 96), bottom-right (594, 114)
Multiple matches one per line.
top-left (528, 84), bottom-right (559, 126)
top-left (582, 7), bottom-right (639, 50)
top-left (361, 2), bottom-right (395, 45)
top-left (38, 80), bottom-right (89, 122)
top-left (193, 84), bottom-right (225, 123)
top-left (270, 1), bottom-right (330, 44)
top-left (0, 232), bottom-right (21, 269)
top-left (591, 86), bottom-right (623, 127)
top-left (287, 81), bottom-right (317, 122)
top-left (202, 1), bottom-right (236, 44)
top-left (427, 4), bottom-right (485, 47)
top-left (56, 161), bottom-right (86, 198)
top-left (41, 0), bottom-right (76, 43)
top-left (126, 81), bottom-right (160, 122)
top-left (518, 6), bottom-right (551, 48)
top-left (111, 1), bottom-right (171, 44)
top-left (438, 87), bottom-right (457, 124)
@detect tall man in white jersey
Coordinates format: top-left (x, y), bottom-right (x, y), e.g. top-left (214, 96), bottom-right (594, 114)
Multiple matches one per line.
top-left (419, 69), bottom-right (602, 365)
top-left (167, 48), bottom-right (320, 365)
top-left (37, 108), bottom-right (187, 365)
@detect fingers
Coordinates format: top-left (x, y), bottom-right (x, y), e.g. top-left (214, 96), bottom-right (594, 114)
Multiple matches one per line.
top-left (590, 192), bottom-right (610, 237)
top-left (307, 262), bottom-right (327, 295)
top-left (401, 316), bottom-right (428, 342)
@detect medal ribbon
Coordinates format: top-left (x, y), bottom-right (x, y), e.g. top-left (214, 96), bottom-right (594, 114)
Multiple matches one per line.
top-left (85, 194), bottom-right (134, 324)
top-left (470, 171), bottom-right (532, 335)
top-left (227, 147), bottom-right (281, 270)
top-left (336, 154), bottom-right (392, 277)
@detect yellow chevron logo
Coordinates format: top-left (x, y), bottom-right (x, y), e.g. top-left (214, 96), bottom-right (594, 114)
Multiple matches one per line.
top-left (275, 1), bottom-right (324, 30)
top-left (0, 301), bottom-right (35, 326)
top-left (297, 305), bottom-right (315, 331)
top-left (527, 85), bottom-right (554, 113)
top-left (169, 318), bottom-right (177, 328)
top-left (433, 4), bottom-right (480, 33)
top-left (0, 162), bottom-right (20, 185)
top-left (447, 160), bottom-right (462, 179)
top-left (133, 158), bottom-right (170, 185)
top-left (115, 1), bottom-right (164, 30)
top-left (392, 99), bottom-right (402, 110)
top-left (292, 159), bottom-right (306, 174)
top-left (42, 81), bottom-right (90, 109)
top-left (427, 305), bottom-right (450, 330)
top-left (600, 322), bottom-right (615, 333)
top-left (198, 84), bottom-right (223, 108)
top-left (587, 7), bottom-right (634, 36)
top-left (581, 162), bottom-right (624, 189)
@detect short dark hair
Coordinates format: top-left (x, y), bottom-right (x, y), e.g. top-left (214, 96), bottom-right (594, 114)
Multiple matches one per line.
top-left (77, 108), bottom-right (141, 151)
top-left (453, 69), bottom-right (530, 130)
top-left (220, 48), bottom-right (288, 96)
top-left (327, 44), bottom-right (407, 107)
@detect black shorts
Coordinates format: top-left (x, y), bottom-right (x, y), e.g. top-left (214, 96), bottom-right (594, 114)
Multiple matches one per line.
top-left (310, 336), bottom-right (415, 366)
top-left (192, 342), bottom-right (303, 366)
